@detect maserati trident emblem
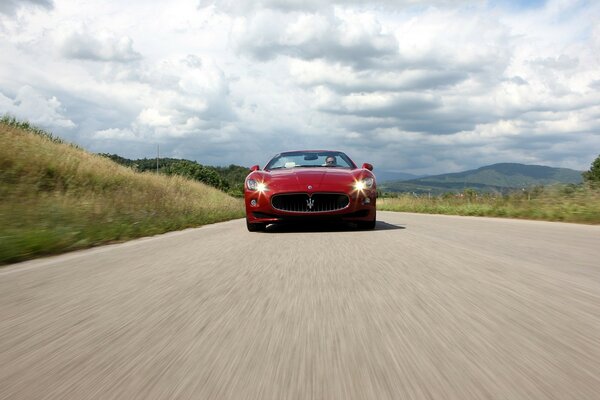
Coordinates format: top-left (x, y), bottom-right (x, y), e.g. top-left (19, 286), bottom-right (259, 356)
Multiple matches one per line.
top-left (306, 198), bottom-right (315, 210)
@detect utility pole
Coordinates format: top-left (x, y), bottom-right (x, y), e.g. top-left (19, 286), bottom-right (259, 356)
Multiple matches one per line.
top-left (156, 144), bottom-right (159, 174)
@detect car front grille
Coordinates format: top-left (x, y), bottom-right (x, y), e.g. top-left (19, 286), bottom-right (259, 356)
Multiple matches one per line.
top-left (271, 193), bottom-right (350, 213)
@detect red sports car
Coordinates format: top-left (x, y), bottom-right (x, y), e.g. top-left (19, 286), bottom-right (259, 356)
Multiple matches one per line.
top-left (244, 150), bottom-right (377, 231)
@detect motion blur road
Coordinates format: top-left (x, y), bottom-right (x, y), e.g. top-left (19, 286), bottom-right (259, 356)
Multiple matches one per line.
top-left (1, 212), bottom-right (599, 399)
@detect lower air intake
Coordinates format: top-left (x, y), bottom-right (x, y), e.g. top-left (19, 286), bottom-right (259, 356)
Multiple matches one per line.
top-left (271, 193), bottom-right (349, 213)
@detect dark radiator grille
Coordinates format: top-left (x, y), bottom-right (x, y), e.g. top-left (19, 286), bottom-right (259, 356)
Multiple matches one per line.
top-left (271, 193), bottom-right (349, 213)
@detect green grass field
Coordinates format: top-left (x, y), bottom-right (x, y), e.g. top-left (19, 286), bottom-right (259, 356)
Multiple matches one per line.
top-left (0, 117), bottom-right (244, 265)
top-left (377, 186), bottom-right (600, 224)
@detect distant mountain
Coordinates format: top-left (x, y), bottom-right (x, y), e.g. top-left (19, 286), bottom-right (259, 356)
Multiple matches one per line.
top-left (374, 170), bottom-right (427, 183)
top-left (380, 163), bottom-right (583, 194)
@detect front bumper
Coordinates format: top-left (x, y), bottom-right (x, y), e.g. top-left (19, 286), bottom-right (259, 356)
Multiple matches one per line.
top-left (245, 190), bottom-right (377, 224)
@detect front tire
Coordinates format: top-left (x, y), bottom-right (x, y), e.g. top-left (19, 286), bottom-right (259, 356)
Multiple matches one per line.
top-left (357, 217), bottom-right (376, 230)
top-left (246, 219), bottom-right (266, 232)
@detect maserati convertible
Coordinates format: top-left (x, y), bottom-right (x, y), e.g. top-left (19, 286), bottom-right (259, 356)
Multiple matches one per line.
top-left (244, 150), bottom-right (377, 231)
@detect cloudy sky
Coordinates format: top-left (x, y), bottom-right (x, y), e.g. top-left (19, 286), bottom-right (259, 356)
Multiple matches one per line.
top-left (1, 0), bottom-right (599, 174)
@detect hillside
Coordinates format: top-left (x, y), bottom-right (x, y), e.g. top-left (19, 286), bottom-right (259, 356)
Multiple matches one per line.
top-left (0, 117), bottom-right (244, 264)
top-left (381, 163), bottom-right (583, 194)
top-left (102, 154), bottom-right (249, 197)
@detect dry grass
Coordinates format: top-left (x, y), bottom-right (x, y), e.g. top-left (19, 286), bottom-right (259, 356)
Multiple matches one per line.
top-left (377, 186), bottom-right (600, 224)
top-left (0, 118), bottom-right (244, 264)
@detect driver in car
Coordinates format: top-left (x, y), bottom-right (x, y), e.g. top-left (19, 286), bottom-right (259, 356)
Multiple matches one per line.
top-left (325, 155), bottom-right (337, 166)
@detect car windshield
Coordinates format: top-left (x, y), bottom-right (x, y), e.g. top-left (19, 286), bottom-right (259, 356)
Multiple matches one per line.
top-left (265, 151), bottom-right (355, 170)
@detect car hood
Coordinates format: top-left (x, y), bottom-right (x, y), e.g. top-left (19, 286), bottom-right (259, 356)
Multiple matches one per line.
top-left (263, 168), bottom-right (357, 192)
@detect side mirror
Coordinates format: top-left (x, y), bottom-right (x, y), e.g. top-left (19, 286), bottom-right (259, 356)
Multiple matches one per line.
top-left (362, 163), bottom-right (373, 171)
top-left (250, 165), bottom-right (260, 171)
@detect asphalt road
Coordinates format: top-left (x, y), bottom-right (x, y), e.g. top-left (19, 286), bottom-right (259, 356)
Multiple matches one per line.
top-left (1, 212), bottom-right (599, 400)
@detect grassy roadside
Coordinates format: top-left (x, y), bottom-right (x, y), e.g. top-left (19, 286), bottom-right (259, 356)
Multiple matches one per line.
top-left (377, 185), bottom-right (600, 224)
top-left (0, 118), bottom-right (245, 265)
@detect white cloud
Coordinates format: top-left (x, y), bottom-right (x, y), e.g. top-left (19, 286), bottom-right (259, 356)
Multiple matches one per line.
top-left (1, 0), bottom-right (599, 173)
top-left (205, 0), bottom-right (480, 14)
top-left (137, 108), bottom-right (172, 128)
top-left (0, 0), bottom-right (52, 16)
top-left (58, 27), bottom-right (142, 62)
top-left (290, 59), bottom-right (468, 92)
top-left (231, 8), bottom-right (397, 63)
top-left (0, 86), bottom-right (75, 129)
top-left (93, 127), bottom-right (137, 140)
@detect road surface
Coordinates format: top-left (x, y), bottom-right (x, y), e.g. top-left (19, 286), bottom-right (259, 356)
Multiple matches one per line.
top-left (1, 212), bottom-right (599, 399)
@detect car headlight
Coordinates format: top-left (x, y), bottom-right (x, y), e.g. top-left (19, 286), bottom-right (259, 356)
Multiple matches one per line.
top-left (354, 177), bottom-right (374, 191)
top-left (246, 179), bottom-right (267, 192)
top-left (246, 179), bottom-right (257, 190)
